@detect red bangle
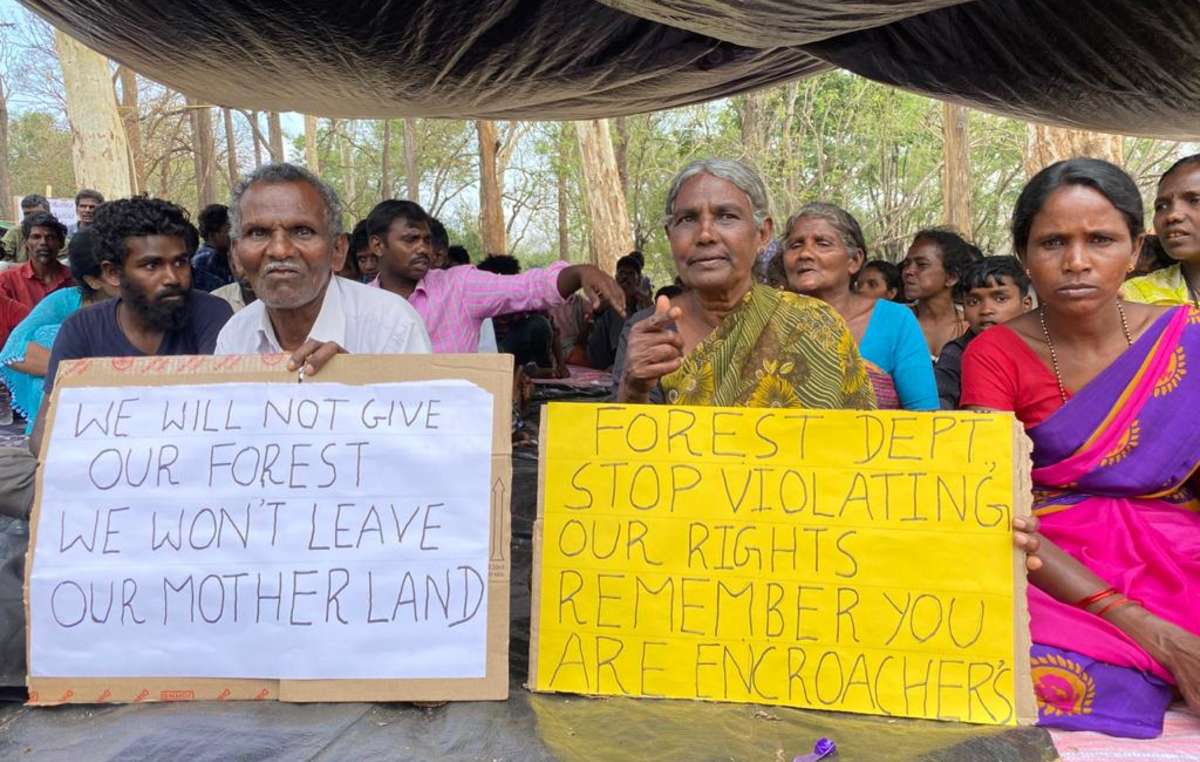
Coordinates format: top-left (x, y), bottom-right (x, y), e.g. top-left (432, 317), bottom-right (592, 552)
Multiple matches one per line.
top-left (1096, 597), bottom-right (1135, 617)
top-left (1075, 587), bottom-right (1118, 609)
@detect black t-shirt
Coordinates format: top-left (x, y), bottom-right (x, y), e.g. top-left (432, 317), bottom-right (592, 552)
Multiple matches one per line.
top-left (45, 291), bottom-right (233, 394)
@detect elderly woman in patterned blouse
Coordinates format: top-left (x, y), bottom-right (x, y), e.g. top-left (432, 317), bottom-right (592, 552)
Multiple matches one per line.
top-left (615, 159), bottom-right (875, 410)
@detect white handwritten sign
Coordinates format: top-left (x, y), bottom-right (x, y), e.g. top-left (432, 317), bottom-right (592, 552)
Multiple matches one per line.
top-left (29, 380), bottom-right (493, 680)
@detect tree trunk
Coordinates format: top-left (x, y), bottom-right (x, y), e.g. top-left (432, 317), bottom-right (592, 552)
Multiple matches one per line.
top-left (0, 78), bottom-right (10, 213)
top-left (613, 116), bottom-right (629, 196)
top-left (403, 118), bottom-right (419, 202)
top-left (381, 120), bottom-right (392, 200)
top-left (340, 121), bottom-right (356, 213)
top-left (1024, 123), bottom-right (1124, 178)
top-left (738, 92), bottom-right (767, 162)
top-left (187, 97), bottom-right (217, 208)
top-left (557, 139), bottom-right (570, 261)
top-left (116, 65), bottom-right (144, 194)
top-left (251, 111), bottom-right (263, 167)
top-left (267, 112), bottom-right (284, 163)
top-left (222, 107), bottom-right (239, 187)
top-left (477, 120), bottom-right (505, 255)
top-left (303, 114), bottom-right (320, 173)
top-left (53, 30), bottom-right (132, 197)
top-left (941, 102), bottom-right (971, 233)
top-left (574, 119), bottom-right (634, 275)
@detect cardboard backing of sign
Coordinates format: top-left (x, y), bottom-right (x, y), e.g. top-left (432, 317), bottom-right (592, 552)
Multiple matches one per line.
top-left (529, 403), bottom-right (1037, 726)
top-left (25, 353), bottom-right (511, 705)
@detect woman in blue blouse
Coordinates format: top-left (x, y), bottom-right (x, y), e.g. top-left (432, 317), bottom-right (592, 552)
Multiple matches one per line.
top-left (768, 203), bottom-right (937, 410)
top-left (0, 229), bottom-right (118, 433)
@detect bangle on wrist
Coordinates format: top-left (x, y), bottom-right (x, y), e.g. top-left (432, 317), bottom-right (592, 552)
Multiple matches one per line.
top-left (1075, 587), bottom-right (1118, 609)
top-left (1096, 596), bottom-right (1136, 618)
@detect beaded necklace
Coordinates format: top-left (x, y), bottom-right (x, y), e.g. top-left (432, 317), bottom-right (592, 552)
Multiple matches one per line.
top-left (1038, 301), bottom-right (1132, 402)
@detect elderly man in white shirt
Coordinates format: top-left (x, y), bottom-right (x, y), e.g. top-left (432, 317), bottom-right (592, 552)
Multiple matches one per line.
top-left (215, 163), bottom-right (431, 370)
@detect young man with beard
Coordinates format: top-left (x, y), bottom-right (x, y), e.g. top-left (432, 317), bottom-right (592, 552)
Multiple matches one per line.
top-left (2, 194), bottom-right (49, 262)
top-left (0, 212), bottom-right (73, 310)
top-left (30, 197), bottom-right (233, 453)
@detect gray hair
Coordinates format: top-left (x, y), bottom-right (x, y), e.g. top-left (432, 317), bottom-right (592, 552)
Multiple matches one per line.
top-left (663, 159), bottom-right (771, 228)
top-left (781, 202), bottom-right (868, 260)
top-left (228, 162), bottom-right (344, 240)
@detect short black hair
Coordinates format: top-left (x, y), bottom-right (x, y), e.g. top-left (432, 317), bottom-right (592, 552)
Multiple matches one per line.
top-left (365, 199), bottom-right (431, 241)
top-left (183, 221), bottom-right (200, 254)
top-left (1160, 153), bottom-right (1200, 186)
top-left (1012, 158), bottom-right (1143, 259)
top-left (21, 211), bottom-right (66, 242)
top-left (429, 218), bottom-right (449, 251)
top-left (655, 284), bottom-right (683, 301)
top-left (197, 204), bottom-right (229, 240)
top-left (20, 194), bottom-right (47, 210)
top-left (91, 196), bottom-right (193, 267)
top-left (75, 188), bottom-right (104, 205)
top-left (1137, 234), bottom-right (1174, 274)
top-left (446, 245), bottom-right (470, 266)
top-left (954, 256), bottom-right (1031, 299)
top-left (910, 227), bottom-right (975, 282)
top-left (627, 250), bottom-right (645, 269)
top-left (616, 254), bottom-right (641, 272)
top-left (860, 259), bottom-right (901, 295)
top-left (348, 219), bottom-right (369, 258)
top-left (66, 228), bottom-right (104, 299)
top-left (477, 253), bottom-right (520, 275)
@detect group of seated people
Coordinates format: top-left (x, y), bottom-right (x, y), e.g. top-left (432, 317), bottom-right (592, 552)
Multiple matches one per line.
top-left (0, 152), bottom-right (1196, 739)
top-left (608, 155), bottom-right (1199, 739)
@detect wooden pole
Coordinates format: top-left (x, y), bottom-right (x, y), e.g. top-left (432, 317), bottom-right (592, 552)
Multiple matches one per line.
top-left (613, 116), bottom-right (629, 196)
top-left (573, 119), bottom-right (633, 274)
top-left (557, 140), bottom-right (570, 261)
top-left (303, 114), bottom-right (320, 173)
top-left (381, 120), bottom-right (392, 200)
top-left (251, 111), bottom-right (263, 167)
top-left (941, 102), bottom-right (971, 233)
top-left (267, 112), bottom-right (284, 163)
top-left (403, 118), bottom-right (419, 203)
top-left (477, 120), bottom-right (505, 255)
top-left (53, 30), bottom-right (132, 197)
top-left (188, 98), bottom-right (217, 207)
top-left (117, 66), bottom-right (145, 194)
top-left (340, 121), bottom-right (356, 214)
top-left (222, 107), bottom-right (239, 188)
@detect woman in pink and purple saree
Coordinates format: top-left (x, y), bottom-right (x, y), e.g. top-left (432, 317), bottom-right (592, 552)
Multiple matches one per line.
top-left (962, 158), bottom-right (1200, 738)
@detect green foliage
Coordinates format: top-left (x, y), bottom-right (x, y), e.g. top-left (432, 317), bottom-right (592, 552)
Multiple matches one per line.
top-left (7, 111), bottom-right (75, 200)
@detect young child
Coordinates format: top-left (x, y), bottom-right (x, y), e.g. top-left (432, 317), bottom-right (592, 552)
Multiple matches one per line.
top-left (935, 256), bottom-right (1032, 408)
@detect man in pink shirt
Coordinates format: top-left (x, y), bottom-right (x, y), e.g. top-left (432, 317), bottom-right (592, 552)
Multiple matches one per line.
top-left (365, 200), bottom-right (624, 353)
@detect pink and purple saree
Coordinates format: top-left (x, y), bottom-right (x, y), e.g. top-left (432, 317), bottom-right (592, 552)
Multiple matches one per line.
top-left (1026, 305), bottom-right (1200, 737)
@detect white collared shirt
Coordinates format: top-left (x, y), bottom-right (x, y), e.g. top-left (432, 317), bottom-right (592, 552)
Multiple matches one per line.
top-left (214, 274), bottom-right (432, 355)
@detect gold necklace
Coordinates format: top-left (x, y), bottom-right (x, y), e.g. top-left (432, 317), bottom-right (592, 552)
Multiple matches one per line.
top-left (1038, 301), bottom-right (1133, 402)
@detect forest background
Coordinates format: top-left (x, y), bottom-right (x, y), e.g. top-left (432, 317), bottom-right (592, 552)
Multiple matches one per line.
top-left (0, 4), bottom-right (1190, 286)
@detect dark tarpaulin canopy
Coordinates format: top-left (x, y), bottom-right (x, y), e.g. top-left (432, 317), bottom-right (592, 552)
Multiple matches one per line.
top-left (18, 0), bottom-right (1200, 138)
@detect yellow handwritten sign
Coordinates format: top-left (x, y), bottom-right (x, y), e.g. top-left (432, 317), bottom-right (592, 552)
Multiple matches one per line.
top-left (531, 403), bottom-right (1034, 725)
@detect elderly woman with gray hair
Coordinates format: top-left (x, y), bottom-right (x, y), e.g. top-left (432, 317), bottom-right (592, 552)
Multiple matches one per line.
top-left (767, 202), bottom-right (937, 410)
top-left (616, 159), bottom-right (875, 409)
